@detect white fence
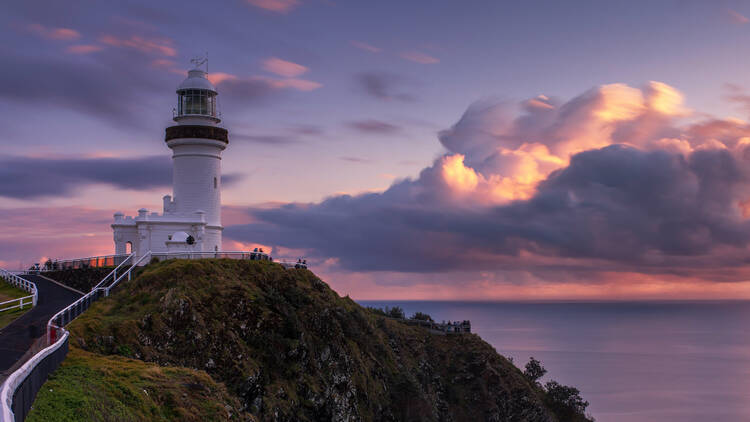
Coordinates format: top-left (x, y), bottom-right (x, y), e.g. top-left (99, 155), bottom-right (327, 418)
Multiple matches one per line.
top-left (0, 331), bottom-right (69, 422)
top-left (0, 269), bottom-right (37, 313)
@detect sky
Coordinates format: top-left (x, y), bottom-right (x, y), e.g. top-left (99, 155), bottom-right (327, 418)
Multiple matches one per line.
top-left (7, 0), bottom-right (750, 299)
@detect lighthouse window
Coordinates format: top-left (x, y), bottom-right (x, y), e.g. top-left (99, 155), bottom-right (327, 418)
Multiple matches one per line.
top-left (214, 177), bottom-right (217, 189)
top-left (179, 89), bottom-right (210, 115)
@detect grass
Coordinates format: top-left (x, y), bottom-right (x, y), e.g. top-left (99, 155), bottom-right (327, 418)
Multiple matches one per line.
top-left (0, 281), bottom-right (33, 330)
top-left (0, 281), bottom-right (30, 302)
top-left (26, 347), bottom-right (248, 422)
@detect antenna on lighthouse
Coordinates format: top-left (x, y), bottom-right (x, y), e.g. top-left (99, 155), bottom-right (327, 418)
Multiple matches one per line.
top-left (190, 55), bottom-right (208, 71)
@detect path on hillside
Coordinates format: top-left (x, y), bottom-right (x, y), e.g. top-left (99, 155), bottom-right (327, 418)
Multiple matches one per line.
top-left (0, 275), bottom-right (81, 373)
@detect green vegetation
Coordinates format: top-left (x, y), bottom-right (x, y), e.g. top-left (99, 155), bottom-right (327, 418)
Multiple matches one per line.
top-left (0, 281), bottom-right (29, 302)
top-left (29, 259), bottom-right (593, 421)
top-left (27, 348), bottom-right (247, 422)
top-left (0, 281), bottom-right (33, 330)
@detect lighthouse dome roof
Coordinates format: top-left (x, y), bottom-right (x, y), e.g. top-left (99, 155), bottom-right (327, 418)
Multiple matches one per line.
top-left (177, 69), bottom-right (217, 93)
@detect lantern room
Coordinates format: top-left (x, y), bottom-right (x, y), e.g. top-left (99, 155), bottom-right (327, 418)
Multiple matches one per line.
top-left (174, 67), bottom-right (220, 124)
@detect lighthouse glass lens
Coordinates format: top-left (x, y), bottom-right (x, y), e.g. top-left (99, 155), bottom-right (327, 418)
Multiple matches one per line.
top-left (181, 90), bottom-right (209, 115)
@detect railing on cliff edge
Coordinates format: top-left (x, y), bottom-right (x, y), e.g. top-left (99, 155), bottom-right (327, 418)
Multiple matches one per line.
top-left (31, 254), bottom-right (132, 273)
top-left (0, 269), bottom-right (37, 313)
top-left (0, 250), bottom-right (309, 421)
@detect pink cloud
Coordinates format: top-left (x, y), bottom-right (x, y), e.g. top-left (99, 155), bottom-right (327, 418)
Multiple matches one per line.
top-left (246, 0), bottom-right (300, 13)
top-left (27, 23), bottom-right (81, 41)
top-left (350, 41), bottom-right (382, 53)
top-left (151, 59), bottom-right (185, 75)
top-left (271, 78), bottom-right (322, 91)
top-left (400, 51), bottom-right (439, 64)
top-left (206, 72), bottom-right (239, 85)
top-left (65, 44), bottom-right (103, 55)
top-left (262, 57), bottom-right (309, 77)
top-left (210, 71), bottom-right (321, 92)
top-left (99, 34), bottom-right (177, 57)
top-left (729, 9), bottom-right (749, 24)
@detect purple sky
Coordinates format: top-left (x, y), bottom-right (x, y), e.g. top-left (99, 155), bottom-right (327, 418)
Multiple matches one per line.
top-left (6, 1), bottom-right (750, 299)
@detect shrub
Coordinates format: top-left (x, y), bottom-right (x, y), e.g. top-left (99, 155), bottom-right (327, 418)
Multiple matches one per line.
top-left (523, 357), bottom-right (547, 384)
top-left (544, 380), bottom-right (590, 420)
top-left (386, 306), bottom-right (405, 319)
top-left (410, 312), bottom-right (433, 322)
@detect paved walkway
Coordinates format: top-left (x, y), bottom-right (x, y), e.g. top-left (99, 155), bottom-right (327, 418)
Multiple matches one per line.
top-left (0, 275), bottom-right (81, 373)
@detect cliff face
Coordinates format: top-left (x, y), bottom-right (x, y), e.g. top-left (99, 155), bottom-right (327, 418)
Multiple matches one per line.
top-left (35, 259), bottom-right (586, 421)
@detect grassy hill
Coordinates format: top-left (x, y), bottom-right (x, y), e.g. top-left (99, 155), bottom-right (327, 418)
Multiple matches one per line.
top-left (28, 259), bottom-right (592, 421)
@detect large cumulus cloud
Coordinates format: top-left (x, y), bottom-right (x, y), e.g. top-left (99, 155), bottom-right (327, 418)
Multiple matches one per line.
top-left (225, 82), bottom-right (750, 280)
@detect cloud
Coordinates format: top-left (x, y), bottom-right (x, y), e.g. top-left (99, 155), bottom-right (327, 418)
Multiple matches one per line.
top-left (99, 34), bottom-right (176, 56)
top-left (246, 0), bottom-right (300, 13)
top-left (0, 51), bottom-right (167, 127)
top-left (272, 78), bottom-right (322, 91)
top-left (210, 72), bottom-right (321, 107)
top-left (399, 51), bottom-right (439, 64)
top-left (350, 41), bottom-right (381, 53)
top-left (262, 57), bottom-right (308, 77)
top-left (27, 23), bottom-right (81, 41)
top-left (347, 119), bottom-right (401, 133)
top-left (0, 154), bottom-right (245, 200)
top-left (65, 44), bottom-right (104, 54)
top-left (723, 83), bottom-right (750, 115)
top-left (0, 206), bottom-right (116, 267)
top-left (339, 156), bottom-right (372, 163)
top-left (356, 72), bottom-right (415, 102)
top-left (232, 133), bottom-right (299, 145)
top-left (225, 82), bottom-right (750, 282)
top-left (729, 9), bottom-right (749, 24)
top-left (290, 125), bottom-right (324, 136)
top-left (0, 155), bottom-right (173, 199)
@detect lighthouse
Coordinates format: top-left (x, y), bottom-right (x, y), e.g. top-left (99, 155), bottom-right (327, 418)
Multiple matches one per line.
top-left (112, 59), bottom-right (229, 257)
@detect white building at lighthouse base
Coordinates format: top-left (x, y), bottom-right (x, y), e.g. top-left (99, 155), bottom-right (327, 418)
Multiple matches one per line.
top-left (112, 198), bottom-right (222, 258)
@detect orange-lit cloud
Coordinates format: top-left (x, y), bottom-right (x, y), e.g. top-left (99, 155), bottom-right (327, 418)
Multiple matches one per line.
top-left (226, 80), bottom-right (750, 301)
top-left (246, 0), bottom-right (300, 13)
top-left (27, 23), bottom-right (81, 41)
top-left (262, 57), bottom-right (308, 77)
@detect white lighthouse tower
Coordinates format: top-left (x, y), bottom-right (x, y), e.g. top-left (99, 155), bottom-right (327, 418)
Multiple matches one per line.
top-left (112, 59), bottom-right (229, 257)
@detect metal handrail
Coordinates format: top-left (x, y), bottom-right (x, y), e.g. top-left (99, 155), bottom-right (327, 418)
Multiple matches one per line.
top-left (105, 251), bottom-right (153, 295)
top-left (91, 253), bottom-right (135, 291)
top-left (37, 253), bottom-right (131, 272)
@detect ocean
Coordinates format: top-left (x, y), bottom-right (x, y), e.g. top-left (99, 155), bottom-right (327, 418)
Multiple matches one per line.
top-left (358, 300), bottom-right (750, 422)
